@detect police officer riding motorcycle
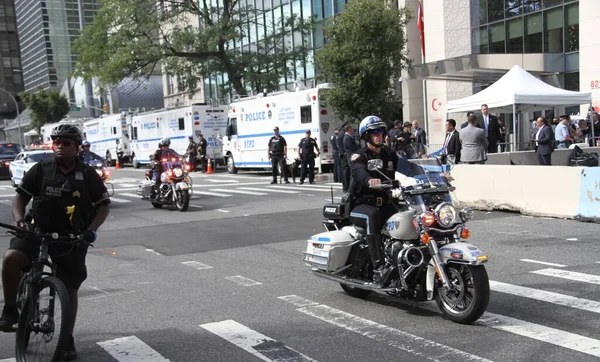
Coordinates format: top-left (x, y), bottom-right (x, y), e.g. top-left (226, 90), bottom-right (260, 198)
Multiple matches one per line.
top-left (151, 138), bottom-right (177, 197)
top-left (348, 116), bottom-right (424, 283)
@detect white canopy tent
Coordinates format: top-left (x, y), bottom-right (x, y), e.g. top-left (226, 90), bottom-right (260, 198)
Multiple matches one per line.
top-left (446, 65), bottom-right (593, 150)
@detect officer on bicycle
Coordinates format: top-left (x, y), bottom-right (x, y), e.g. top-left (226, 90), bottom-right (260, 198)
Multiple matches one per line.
top-left (0, 124), bottom-right (110, 360)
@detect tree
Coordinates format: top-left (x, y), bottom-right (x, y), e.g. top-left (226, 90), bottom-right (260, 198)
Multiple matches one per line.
top-left (72, 0), bottom-right (317, 97)
top-left (314, 0), bottom-right (410, 123)
top-left (19, 88), bottom-right (70, 136)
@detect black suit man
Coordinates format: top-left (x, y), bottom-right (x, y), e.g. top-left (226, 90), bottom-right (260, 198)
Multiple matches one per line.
top-left (477, 104), bottom-right (501, 154)
top-left (443, 119), bottom-right (461, 164)
top-left (534, 116), bottom-right (554, 166)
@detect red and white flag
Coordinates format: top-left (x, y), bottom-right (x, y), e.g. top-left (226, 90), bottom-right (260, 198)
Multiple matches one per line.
top-left (417, 0), bottom-right (425, 58)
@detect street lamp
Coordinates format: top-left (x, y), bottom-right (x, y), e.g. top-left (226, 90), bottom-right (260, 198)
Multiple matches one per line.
top-left (0, 87), bottom-right (21, 145)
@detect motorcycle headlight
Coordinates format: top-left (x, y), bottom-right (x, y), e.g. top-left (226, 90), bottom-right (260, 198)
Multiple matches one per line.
top-left (173, 168), bottom-right (183, 177)
top-left (435, 203), bottom-right (458, 227)
top-left (95, 169), bottom-right (103, 177)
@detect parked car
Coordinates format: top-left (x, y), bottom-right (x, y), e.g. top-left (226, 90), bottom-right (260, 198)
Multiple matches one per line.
top-left (9, 148), bottom-right (53, 187)
top-left (0, 142), bottom-right (22, 179)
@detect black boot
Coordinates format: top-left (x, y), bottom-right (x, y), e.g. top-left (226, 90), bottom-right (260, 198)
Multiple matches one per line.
top-left (366, 235), bottom-right (388, 283)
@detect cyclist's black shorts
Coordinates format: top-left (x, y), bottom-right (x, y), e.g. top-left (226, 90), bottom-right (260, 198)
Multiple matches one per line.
top-left (9, 235), bottom-right (88, 290)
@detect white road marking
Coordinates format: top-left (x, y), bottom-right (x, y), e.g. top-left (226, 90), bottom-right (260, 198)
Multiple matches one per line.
top-left (189, 205), bottom-right (203, 209)
top-left (217, 209), bottom-right (230, 213)
top-left (200, 320), bottom-right (318, 362)
top-left (225, 275), bottom-right (262, 286)
top-left (119, 193), bottom-right (140, 199)
top-left (181, 261), bottom-right (213, 270)
top-left (0, 358), bottom-right (16, 361)
top-left (531, 268), bottom-right (600, 285)
top-left (209, 188), bottom-right (268, 196)
top-left (109, 197), bottom-right (132, 203)
top-left (479, 313), bottom-right (600, 358)
top-left (117, 183), bottom-right (139, 188)
top-left (268, 185), bottom-right (331, 192)
top-left (145, 249), bottom-right (163, 256)
top-left (490, 280), bottom-right (600, 314)
top-left (113, 187), bottom-right (139, 192)
top-left (519, 259), bottom-right (567, 268)
top-left (97, 335), bottom-right (171, 361)
top-left (84, 290), bottom-right (135, 301)
top-left (566, 238), bottom-right (579, 241)
top-left (278, 295), bottom-right (491, 362)
top-left (191, 190), bottom-right (232, 197)
top-left (300, 184), bottom-right (342, 189)
top-left (237, 187), bottom-right (300, 194)
top-left (204, 178), bottom-right (240, 183)
top-left (0, 200), bottom-right (11, 205)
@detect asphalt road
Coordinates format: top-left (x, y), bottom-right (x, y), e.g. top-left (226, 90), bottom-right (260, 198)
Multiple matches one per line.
top-left (0, 167), bottom-right (598, 361)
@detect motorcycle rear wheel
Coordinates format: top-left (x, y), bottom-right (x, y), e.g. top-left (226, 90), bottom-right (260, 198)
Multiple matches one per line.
top-left (434, 264), bottom-right (489, 324)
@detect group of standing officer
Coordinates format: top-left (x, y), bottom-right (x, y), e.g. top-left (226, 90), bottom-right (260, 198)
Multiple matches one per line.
top-left (330, 123), bottom-right (360, 192)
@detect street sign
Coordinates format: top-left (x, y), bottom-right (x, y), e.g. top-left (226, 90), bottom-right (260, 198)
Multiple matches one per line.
top-left (70, 106), bottom-right (82, 111)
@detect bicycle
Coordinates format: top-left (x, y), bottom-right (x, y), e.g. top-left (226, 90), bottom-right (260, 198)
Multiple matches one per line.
top-left (0, 221), bottom-right (91, 362)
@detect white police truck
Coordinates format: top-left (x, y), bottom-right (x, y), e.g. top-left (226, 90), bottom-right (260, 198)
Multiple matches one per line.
top-left (128, 105), bottom-right (228, 168)
top-left (40, 119), bottom-right (86, 144)
top-left (82, 113), bottom-right (133, 166)
top-left (221, 83), bottom-right (337, 174)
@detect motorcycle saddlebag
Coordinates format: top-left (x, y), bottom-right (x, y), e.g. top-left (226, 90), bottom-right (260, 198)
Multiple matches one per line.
top-left (137, 180), bottom-right (154, 198)
top-left (323, 203), bottom-right (346, 220)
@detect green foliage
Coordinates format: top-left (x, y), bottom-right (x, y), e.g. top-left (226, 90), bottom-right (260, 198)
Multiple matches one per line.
top-left (314, 0), bottom-right (411, 123)
top-left (18, 89), bottom-right (70, 135)
top-left (72, 0), bottom-right (317, 97)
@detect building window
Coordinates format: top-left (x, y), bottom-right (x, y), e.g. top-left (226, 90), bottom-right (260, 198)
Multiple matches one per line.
top-left (507, 18), bottom-right (523, 53)
top-left (544, 7), bottom-right (563, 52)
top-left (471, 0), bottom-right (487, 27)
top-left (524, 0), bottom-right (542, 13)
top-left (488, 0), bottom-right (504, 22)
top-left (489, 22), bottom-right (505, 53)
top-left (505, 0), bottom-right (522, 18)
top-left (543, 0), bottom-right (563, 8)
top-left (564, 71), bottom-right (579, 91)
top-left (524, 13), bottom-right (542, 52)
top-left (565, 3), bottom-right (578, 52)
top-left (472, 26), bottom-right (488, 54)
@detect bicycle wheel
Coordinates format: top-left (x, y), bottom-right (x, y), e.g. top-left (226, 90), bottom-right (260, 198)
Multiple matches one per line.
top-left (15, 276), bottom-right (72, 362)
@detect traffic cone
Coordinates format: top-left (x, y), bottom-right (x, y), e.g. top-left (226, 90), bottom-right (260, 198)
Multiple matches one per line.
top-left (115, 158), bottom-right (121, 169)
top-left (206, 157), bottom-right (214, 174)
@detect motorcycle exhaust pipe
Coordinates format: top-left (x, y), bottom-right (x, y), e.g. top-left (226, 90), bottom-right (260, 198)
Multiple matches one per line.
top-left (311, 269), bottom-right (398, 292)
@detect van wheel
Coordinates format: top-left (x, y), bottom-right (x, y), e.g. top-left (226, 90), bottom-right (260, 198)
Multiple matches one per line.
top-left (227, 156), bottom-right (237, 174)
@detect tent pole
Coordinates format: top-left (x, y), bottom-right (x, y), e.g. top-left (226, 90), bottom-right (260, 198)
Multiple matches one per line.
top-left (512, 103), bottom-right (517, 151)
top-left (591, 103), bottom-right (596, 146)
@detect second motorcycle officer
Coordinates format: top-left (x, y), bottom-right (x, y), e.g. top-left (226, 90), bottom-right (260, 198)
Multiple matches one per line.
top-left (348, 116), bottom-right (403, 284)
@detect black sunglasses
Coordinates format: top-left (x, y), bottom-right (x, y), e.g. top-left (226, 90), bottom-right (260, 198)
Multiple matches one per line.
top-left (53, 140), bottom-right (74, 147)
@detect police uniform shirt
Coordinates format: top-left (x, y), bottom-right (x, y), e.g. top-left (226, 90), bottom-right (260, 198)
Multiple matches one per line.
top-left (330, 134), bottom-right (339, 152)
top-left (268, 136), bottom-right (287, 156)
top-left (337, 132), bottom-right (345, 155)
top-left (298, 137), bottom-right (318, 157)
top-left (197, 138), bottom-right (207, 156)
top-left (350, 146), bottom-right (399, 189)
top-left (343, 133), bottom-right (359, 155)
top-left (17, 159), bottom-right (111, 209)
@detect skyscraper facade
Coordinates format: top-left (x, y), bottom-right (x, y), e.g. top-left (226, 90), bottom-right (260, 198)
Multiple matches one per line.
top-left (0, 0), bottom-right (23, 117)
top-left (15, 0), bottom-right (100, 92)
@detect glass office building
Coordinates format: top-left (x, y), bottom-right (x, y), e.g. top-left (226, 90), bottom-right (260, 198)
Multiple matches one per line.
top-left (0, 0), bottom-right (23, 117)
top-left (203, 0), bottom-right (346, 102)
top-left (15, 0), bottom-right (100, 91)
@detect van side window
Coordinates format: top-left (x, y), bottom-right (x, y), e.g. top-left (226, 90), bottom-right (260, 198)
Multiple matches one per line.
top-left (300, 106), bottom-right (312, 124)
top-left (178, 118), bottom-right (185, 130)
top-left (132, 127), bottom-right (138, 140)
top-left (226, 117), bottom-right (238, 137)
top-left (112, 127), bottom-right (117, 135)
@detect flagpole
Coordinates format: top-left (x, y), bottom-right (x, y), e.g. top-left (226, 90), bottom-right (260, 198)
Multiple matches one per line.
top-left (419, 0), bottom-right (429, 153)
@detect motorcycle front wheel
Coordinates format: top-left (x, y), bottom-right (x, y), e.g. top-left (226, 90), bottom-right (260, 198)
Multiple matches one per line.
top-left (176, 190), bottom-right (190, 211)
top-left (434, 264), bottom-right (489, 324)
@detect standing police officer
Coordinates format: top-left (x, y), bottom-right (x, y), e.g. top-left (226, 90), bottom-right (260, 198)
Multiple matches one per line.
top-left (298, 129), bottom-right (320, 184)
top-left (342, 124), bottom-right (359, 192)
top-left (0, 124), bottom-right (110, 359)
top-left (186, 135), bottom-right (198, 171)
top-left (349, 116), bottom-right (423, 284)
top-left (330, 127), bottom-right (341, 183)
top-left (268, 126), bottom-right (290, 184)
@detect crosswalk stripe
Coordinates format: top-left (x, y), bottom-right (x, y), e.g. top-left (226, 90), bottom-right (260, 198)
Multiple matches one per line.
top-left (279, 295), bottom-right (491, 362)
top-left (0, 358), bottom-right (16, 362)
top-left (300, 184), bottom-right (342, 189)
top-left (109, 197), bottom-right (132, 203)
top-left (479, 312), bottom-right (600, 358)
top-left (531, 268), bottom-right (600, 285)
top-left (117, 183), bottom-right (139, 188)
top-left (204, 178), bottom-right (240, 183)
top-left (119, 193), bottom-right (140, 199)
top-left (200, 320), bottom-right (318, 362)
top-left (209, 188), bottom-right (268, 196)
top-left (268, 185), bottom-right (333, 192)
top-left (97, 335), bottom-right (171, 361)
top-left (490, 280), bottom-right (600, 314)
top-left (192, 190), bottom-right (232, 197)
top-left (237, 187), bottom-right (299, 194)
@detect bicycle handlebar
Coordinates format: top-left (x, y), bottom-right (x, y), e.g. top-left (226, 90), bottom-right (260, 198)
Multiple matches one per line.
top-left (0, 221), bottom-right (89, 244)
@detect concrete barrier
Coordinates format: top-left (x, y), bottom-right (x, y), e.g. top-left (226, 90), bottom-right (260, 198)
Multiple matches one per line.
top-left (450, 164), bottom-right (600, 220)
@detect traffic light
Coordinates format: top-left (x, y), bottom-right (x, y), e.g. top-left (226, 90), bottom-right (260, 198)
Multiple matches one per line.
top-left (103, 103), bottom-right (109, 114)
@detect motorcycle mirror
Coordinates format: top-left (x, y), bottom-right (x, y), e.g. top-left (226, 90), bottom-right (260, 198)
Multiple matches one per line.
top-left (367, 159), bottom-right (383, 171)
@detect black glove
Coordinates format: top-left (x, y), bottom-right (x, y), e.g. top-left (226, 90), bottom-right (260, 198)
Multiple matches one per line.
top-left (83, 230), bottom-right (97, 243)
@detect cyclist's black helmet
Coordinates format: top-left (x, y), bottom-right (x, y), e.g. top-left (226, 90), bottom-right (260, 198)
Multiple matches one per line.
top-left (50, 124), bottom-right (83, 145)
